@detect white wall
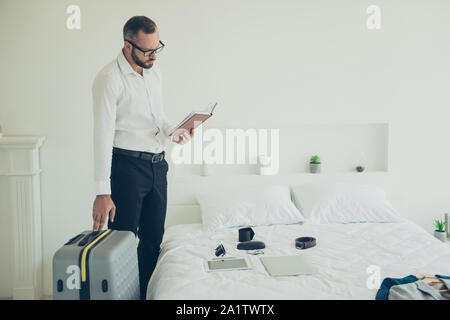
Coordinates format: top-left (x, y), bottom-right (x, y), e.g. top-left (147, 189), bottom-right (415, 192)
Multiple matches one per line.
top-left (0, 0), bottom-right (449, 298)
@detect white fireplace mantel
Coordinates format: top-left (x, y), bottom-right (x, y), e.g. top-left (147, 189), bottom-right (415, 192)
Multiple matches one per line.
top-left (0, 135), bottom-right (45, 299)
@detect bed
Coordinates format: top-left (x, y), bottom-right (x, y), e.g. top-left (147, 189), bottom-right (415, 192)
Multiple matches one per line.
top-left (146, 183), bottom-right (450, 300)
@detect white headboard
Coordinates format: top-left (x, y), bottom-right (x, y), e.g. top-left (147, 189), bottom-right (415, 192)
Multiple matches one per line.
top-left (164, 123), bottom-right (395, 228)
top-left (165, 205), bottom-right (201, 228)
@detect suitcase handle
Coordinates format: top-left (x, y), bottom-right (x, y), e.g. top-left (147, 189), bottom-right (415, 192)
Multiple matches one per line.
top-left (64, 233), bottom-right (84, 246)
top-left (78, 231), bottom-right (101, 247)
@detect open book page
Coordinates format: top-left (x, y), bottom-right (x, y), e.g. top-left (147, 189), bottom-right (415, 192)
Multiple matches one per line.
top-left (169, 102), bottom-right (218, 136)
top-left (204, 102), bottom-right (217, 114)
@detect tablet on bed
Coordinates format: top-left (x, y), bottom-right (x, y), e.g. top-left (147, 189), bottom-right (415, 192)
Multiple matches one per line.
top-left (204, 257), bottom-right (251, 272)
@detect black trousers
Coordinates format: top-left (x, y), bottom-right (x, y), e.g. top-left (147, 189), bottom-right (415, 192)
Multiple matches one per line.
top-left (107, 148), bottom-right (168, 300)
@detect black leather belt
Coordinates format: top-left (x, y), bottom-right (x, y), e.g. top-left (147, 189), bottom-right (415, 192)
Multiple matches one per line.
top-left (295, 237), bottom-right (317, 250)
top-left (113, 147), bottom-right (165, 163)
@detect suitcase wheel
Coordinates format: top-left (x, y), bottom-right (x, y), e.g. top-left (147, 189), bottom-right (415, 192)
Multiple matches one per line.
top-left (57, 280), bottom-right (64, 292)
top-left (102, 280), bottom-right (108, 292)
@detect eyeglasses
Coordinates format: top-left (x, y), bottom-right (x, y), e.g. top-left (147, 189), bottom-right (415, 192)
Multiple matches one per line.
top-left (126, 40), bottom-right (165, 56)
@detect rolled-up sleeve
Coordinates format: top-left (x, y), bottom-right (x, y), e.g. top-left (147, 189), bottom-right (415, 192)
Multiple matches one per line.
top-left (153, 65), bottom-right (175, 139)
top-left (92, 72), bottom-right (119, 195)
top-left (160, 107), bottom-right (175, 139)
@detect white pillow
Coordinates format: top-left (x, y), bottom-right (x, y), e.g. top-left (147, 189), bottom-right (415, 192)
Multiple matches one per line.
top-left (196, 184), bottom-right (304, 231)
top-left (291, 182), bottom-right (403, 224)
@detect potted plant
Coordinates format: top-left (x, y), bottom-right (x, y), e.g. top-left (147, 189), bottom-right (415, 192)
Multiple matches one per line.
top-left (434, 219), bottom-right (447, 242)
top-left (310, 155), bottom-right (321, 173)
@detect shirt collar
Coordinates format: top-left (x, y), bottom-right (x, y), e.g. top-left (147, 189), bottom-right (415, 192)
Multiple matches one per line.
top-left (117, 50), bottom-right (136, 75)
top-left (117, 49), bottom-right (153, 78)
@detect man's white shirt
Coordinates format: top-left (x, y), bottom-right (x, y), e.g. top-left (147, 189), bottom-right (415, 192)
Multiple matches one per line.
top-left (92, 50), bottom-right (173, 195)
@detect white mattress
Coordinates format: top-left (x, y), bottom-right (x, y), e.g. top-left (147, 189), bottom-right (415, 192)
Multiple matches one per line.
top-left (147, 220), bottom-right (450, 299)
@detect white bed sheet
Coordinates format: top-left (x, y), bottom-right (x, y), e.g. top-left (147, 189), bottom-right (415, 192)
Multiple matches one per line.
top-left (147, 220), bottom-right (450, 300)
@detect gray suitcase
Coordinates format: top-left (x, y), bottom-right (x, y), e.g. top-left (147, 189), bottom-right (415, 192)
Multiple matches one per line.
top-left (53, 229), bottom-right (140, 300)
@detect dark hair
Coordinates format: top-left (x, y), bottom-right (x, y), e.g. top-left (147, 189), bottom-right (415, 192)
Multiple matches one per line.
top-left (123, 16), bottom-right (157, 41)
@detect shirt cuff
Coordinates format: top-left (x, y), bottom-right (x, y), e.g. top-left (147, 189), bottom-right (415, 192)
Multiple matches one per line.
top-left (95, 180), bottom-right (111, 195)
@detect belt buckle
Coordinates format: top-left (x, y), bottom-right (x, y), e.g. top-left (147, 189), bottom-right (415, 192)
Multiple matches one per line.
top-left (152, 153), bottom-right (163, 163)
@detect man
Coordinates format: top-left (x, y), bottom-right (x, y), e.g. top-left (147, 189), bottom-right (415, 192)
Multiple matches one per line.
top-left (91, 16), bottom-right (192, 300)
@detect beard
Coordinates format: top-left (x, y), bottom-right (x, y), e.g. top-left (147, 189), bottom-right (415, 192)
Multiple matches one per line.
top-left (131, 48), bottom-right (155, 69)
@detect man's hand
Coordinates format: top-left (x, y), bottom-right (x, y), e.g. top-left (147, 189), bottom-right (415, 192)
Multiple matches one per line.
top-left (92, 195), bottom-right (116, 231)
top-left (173, 128), bottom-right (194, 145)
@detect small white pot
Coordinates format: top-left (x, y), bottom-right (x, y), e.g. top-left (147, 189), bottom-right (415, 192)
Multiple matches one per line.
top-left (258, 155), bottom-right (272, 175)
top-left (434, 230), bottom-right (447, 242)
top-left (310, 163), bottom-right (321, 174)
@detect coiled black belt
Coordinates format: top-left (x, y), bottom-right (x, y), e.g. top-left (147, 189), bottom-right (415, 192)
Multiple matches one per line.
top-left (295, 237), bottom-right (317, 250)
top-left (113, 147), bottom-right (165, 163)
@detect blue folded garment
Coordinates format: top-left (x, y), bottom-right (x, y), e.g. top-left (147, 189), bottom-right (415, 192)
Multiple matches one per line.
top-left (376, 274), bottom-right (450, 300)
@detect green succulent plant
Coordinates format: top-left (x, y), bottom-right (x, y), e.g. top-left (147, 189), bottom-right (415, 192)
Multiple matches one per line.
top-left (434, 219), bottom-right (446, 232)
top-left (310, 155), bottom-right (320, 164)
